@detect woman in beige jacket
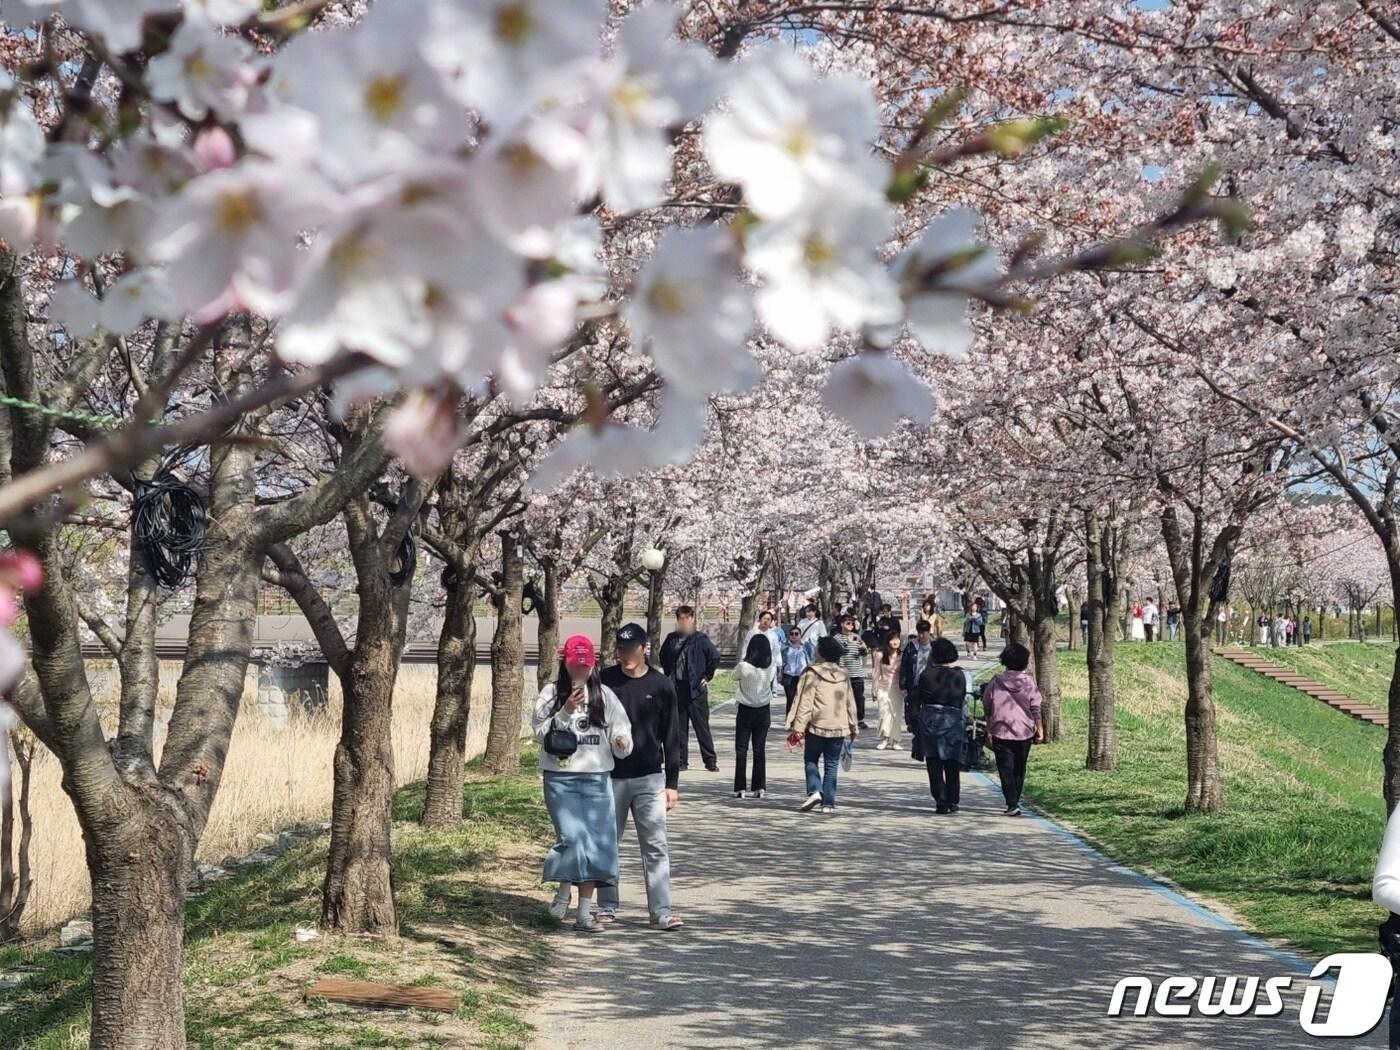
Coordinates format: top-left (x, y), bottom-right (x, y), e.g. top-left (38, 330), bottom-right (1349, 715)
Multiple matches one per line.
top-left (785, 636), bottom-right (859, 814)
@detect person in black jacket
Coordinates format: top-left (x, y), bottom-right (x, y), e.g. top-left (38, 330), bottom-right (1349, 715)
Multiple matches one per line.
top-left (659, 605), bottom-right (721, 772)
top-left (598, 623), bottom-right (685, 929)
top-left (905, 637), bottom-right (969, 814)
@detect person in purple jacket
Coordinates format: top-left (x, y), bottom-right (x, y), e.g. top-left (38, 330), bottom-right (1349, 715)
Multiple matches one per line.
top-left (981, 643), bottom-right (1044, 817)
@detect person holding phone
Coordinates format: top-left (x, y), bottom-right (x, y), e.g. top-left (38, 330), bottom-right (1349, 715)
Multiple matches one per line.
top-left (534, 635), bottom-right (633, 932)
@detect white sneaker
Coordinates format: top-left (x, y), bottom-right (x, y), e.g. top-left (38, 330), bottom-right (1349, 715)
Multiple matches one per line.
top-left (874, 742), bottom-right (887, 751)
top-left (747, 789), bottom-right (767, 799)
top-left (799, 791), bottom-right (822, 812)
top-left (820, 805), bottom-right (836, 814)
top-left (731, 790), bottom-right (745, 798)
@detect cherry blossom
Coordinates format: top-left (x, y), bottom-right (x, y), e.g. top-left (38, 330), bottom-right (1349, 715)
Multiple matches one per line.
top-left (746, 192), bottom-right (901, 350)
top-left (703, 47), bottom-right (886, 221)
top-left (821, 351), bottom-right (935, 440)
top-left (623, 225), bottom-right (756, 396)
top-left (147, 19), bottom-right (258, 122)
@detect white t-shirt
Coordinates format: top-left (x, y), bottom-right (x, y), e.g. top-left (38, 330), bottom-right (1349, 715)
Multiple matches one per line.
top-left (533, 683), bottom-right (633, 774)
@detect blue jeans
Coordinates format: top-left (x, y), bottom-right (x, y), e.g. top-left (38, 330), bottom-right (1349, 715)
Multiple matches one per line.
top-left (804, 735), bottom-right (845, 806)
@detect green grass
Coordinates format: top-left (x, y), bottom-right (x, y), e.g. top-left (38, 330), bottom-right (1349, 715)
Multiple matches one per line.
top-left (1261, 641), bottom-right (1397, 711)
top-left (1023, 642), bottom-right (1388, 956)
top-left (3, 752), bottom-right (554, 1050)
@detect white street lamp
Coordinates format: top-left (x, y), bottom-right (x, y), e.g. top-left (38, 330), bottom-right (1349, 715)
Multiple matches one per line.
top-left (640, 548), bottom-right (666, 572)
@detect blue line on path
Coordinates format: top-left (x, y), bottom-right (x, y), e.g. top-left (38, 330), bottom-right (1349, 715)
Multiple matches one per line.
top-left (970, 770), bottom-right (1331, 981)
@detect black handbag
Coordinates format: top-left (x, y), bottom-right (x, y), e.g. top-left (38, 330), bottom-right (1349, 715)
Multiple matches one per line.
top-left (960, 726), bottom-right (986, 771)
top-left (544, 726), bottom-right (578, 759)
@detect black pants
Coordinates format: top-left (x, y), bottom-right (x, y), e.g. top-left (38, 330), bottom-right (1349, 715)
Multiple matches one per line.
top-left (851, 677), bottom-right (866, 721)
top-left (679, 686), bottom-right (716, 769)
top-left (993, 737), bottom-right (1033, 809)
top-left (1144, 624), bottom-right (1155, 641)
top-left (782, 674), bottom-right (800, 714)
top-left (926, 754), bottom-right (960, 809)
top-left (734, 704), bottom-right (771, 792)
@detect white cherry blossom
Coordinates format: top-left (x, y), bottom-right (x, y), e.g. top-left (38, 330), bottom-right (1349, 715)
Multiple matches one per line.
top-left (467, 114), bottom-right (590, 257)
top-left (624, 225), bottom-right (756, 396)
top-left (49, 280), bottom-right (101, 338)
top-left (821, 351), bottom-right (935, 440)
top-left (891, 207), bottom-right (997, 359)
top-left (147, 19), bottom-right (258, 121)
top-left (147, 160), bottom-right (337, 318)
top-left (424, 0), bottom-right (607, 129)
top-left (0, 75), bottom-right (46, 197)
top-left (98, 268), bottom-right (178, 335)
top-left (580, 3), bottom-right (717, 212)
top-left (703, 48), bottom-right (886, 220)
top-left (746, 192), bottom-right (901, 351)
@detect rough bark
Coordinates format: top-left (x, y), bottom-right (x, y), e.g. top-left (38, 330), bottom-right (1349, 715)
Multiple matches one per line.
top-left (0, 730), bottom-right (35, 941)
top-left (484, 531), bottom-right (526, 775)
top-left (1181, 613), bottom-right (1223, 812)
top-left (421, 571), bottom-right (478, 828)
top-left (536, 558), bottom-right (561, 692)
top-left (595, 573), bottom-right (627, 650)
top-left (321, 498), bottom-right (416, 935)
top-left (1084, 512), bottom-right (1118, 771)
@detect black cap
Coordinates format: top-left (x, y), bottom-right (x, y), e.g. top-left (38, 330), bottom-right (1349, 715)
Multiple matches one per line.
top-left (615, 622), bottom-right (647, 647)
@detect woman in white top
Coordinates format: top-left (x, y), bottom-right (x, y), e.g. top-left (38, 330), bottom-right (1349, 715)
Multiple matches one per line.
top-left (534, 635), bottom-right (633, 931)
top-left (871, 631), bottom-right (904, 750)
top-left (730, 634), bottom-right (776, 799)
top-left (1373, 807), bottom-right (1400, 1046)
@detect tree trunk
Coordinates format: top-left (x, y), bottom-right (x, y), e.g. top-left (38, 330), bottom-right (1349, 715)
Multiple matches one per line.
top-left (596, 575), bottom-right (627, 650)
top-left (322, 506), bottom-right (413, 935)
top-left (1182, 615), bottom-right (1223, 812)
top-left (421, 572), bottom-right (477, 828)
top-left (536, 559), bottom-right (561, 692)
top-left (1084, 514), bottom-right (1117, 771)
top-left (88, 805), bottom-right (192, 1050)
top-left (1031, 615), bottom-right (1061, 741)
top-left (484, 532), bottom-right (526, 775)
top-left (645, 563), bottom-right (667, 667)
top-left (737, 589), bottom-right (760, 637)
top-left (322, 638), bottom-right (401, 934)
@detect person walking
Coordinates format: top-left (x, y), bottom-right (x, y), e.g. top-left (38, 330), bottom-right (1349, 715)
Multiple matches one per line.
top-left (743, 609), bottom-right (786, 678)
top-left (1130, 602), bottom-right (1145, 641)
top-left (901, 619), bottom-right (936, 759)
top-left (730, 633), bottom-right (776, 799)
top-left (906, 637), bottom-right (969, 814)
top-left (974, 597), bottom-right (989, 652)
top-left (982, 642), bottom-right (1044, 817)
top-left (1302, 615), bottom-right (1313, 645)
top-left (660, 605), bottom-right (720, 773)
top-left (1142, 598), bottom-right (1159, 642)
top-left (1079, 600), bottom-right (1090, 647)
top-left (597, 624), bottom-right (684, 930)
top-left (1272, 612), bottom-right (1287, 649)
top-left (779, 624), bottom-right (809, 714)
top-left (871, 632), bottom-right (904, 751)
top-left (1166, 603), bottom-right (1181, 641)
top-left (796, 603), bottom-right (828, 661)
top-left (835, 613), bottom-right (870, 729)
top-left (534, 636), bottom-right (633, 932)
top-left (786, 635), bottom-right (858, 814)
top-left (962, 606), bottom-right (984, 658)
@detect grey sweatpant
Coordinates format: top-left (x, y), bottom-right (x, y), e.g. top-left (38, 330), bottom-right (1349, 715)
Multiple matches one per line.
top-left (597, 772), bottom-right (672, 918)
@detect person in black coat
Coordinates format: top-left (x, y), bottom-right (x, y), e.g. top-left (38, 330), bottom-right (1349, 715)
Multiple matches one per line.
top-left (659, 605), bottom-right (721, 772)
top-left (905, 638), bottom-right (969, 814)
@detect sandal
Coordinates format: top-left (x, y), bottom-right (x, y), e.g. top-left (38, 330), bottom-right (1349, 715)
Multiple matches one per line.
top-left (650, 914), bottom-right (685, 931)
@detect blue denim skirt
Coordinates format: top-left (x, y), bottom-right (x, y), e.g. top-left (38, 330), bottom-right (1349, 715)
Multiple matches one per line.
top-left (541, 771), bottom-right (619, 885)
top-left (917, 704), bottom-right (966, 762)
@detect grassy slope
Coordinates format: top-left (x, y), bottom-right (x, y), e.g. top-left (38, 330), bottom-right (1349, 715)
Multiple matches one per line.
top-left (1025, 643), bottom-right (1387, 956)
top-left (1262, 641), bottom-right (1398, 711)
top-left (3, 754), bottom-right (555, 1050)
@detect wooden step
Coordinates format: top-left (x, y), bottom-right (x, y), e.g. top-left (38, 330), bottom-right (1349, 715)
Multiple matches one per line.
top-left (305, 978), bottom-right (460, 1013)
top-left (1215, 647), bottom-right (1389, 728)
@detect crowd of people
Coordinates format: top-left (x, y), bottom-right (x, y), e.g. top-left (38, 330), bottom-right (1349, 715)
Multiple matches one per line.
top-left (533, 599), bottom-right (1045, 931)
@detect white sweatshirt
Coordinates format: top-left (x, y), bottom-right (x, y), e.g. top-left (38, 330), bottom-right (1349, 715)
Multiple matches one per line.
top-left (731, 661), bottom-right (776, 707)
top-left (1373, 806), bottom-right (1400, 913)
top-left (533, 683), bottom-right (633, 774)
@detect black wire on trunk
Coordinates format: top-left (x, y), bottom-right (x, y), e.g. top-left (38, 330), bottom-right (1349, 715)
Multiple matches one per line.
top-left (131, 448), bottom-right (206, 589)
top-left (389, 532), bottom-right (416, 587)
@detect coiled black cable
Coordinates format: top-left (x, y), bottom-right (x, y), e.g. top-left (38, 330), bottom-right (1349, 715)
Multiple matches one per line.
top-left (389, 532), bottom-right (416, 587)
top-left (132, 448), bottom-right (206, 589)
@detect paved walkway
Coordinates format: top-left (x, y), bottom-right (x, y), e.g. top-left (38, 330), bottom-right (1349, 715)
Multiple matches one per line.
top-left (530, 663), bottom-right (1383, 1049)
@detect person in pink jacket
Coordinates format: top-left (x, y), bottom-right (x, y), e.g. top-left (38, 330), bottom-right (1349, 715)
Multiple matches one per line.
top-left (981, 643), bottom-right (1044, 816)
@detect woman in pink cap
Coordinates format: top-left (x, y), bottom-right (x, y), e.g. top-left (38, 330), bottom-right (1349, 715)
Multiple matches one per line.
top-left (534, 634), bottom-right (633, 932)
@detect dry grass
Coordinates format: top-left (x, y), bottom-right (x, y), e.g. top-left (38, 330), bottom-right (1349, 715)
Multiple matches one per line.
top-left (15, 663), bottom-right (517, 934)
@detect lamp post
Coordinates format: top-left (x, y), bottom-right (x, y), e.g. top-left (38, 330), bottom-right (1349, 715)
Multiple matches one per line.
top-left (641, 548), bottom-right (666, 665)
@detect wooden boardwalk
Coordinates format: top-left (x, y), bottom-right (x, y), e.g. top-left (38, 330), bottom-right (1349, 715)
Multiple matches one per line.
top-left (1216, 646), bottom-right (1389, 728)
